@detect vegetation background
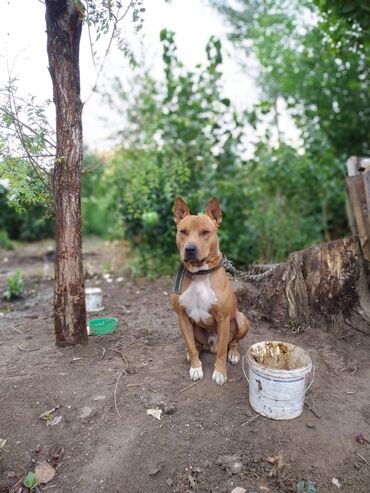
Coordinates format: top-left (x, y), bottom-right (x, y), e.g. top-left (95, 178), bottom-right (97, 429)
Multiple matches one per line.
top-left (1, 0), bottom-right (369, 277)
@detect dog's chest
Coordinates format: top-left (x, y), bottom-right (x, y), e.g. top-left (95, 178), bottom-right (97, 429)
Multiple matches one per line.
top-left (180, 275), bottom-right (217, 323)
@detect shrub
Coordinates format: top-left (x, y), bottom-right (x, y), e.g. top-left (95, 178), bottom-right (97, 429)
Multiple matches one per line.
top-left (4, 271), bottom-right (24, 300)
top-left (0, 230), bottom-right (14, 250)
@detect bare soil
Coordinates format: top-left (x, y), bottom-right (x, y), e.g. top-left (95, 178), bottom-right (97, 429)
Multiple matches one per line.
top-left (1, 241), bottom-right (370, 493)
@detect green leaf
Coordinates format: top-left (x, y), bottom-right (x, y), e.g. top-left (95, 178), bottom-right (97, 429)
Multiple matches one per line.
top-left (24, 471), bottom-right (38, 489)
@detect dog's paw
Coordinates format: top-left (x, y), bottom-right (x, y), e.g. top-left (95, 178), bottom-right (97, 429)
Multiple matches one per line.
top-left (228, 350), bottom-right (240, 365)
top-left (189, 366), bottom-right (203, 381)
top-left (212, 369), bottom-right (227, 386)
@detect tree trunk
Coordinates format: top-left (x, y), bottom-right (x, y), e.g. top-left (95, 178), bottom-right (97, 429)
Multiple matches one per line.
top-left (45, 0), bottom-right (87, 346)
top-left (237, 237), bottom-right (370, 332)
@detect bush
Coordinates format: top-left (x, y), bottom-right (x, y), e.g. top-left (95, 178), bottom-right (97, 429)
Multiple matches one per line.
top-left (82, 151), bottom-right (118, 238)
top-left (0, 230), bottom-right (14, 250)
top-left (0, 183), bottom-right (54, 242)
top-left (105, 32), bottom-right (347, 276)
top-left (4, 271), bottom-right (24, 300)
top-left (107, 31), bottom-right (248, 275)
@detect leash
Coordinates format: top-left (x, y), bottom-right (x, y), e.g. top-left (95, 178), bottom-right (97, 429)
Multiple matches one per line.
top-left (173, 262), bottom-right (187, 294)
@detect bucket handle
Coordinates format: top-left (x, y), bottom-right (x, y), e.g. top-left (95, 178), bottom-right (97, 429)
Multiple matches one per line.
top-left (242, 355), bottom-right (315, 399)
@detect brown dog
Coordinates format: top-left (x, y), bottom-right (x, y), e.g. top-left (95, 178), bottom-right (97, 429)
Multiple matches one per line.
top-left (171, 197), bottom-right (249, 385)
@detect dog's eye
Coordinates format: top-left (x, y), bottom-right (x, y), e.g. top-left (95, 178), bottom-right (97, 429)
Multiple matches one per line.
top-left (180, 229), bottom-right (188, 235)
top-left (200, 230), bottom-right (210, 236)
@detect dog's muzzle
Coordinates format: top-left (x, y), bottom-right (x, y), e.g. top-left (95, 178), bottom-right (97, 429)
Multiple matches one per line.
top-left (184, 243), bottom-right (198, 261)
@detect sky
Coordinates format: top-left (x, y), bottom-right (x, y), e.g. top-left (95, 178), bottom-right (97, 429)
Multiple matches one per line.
top-left (0, 0), bottom-right (299, 151)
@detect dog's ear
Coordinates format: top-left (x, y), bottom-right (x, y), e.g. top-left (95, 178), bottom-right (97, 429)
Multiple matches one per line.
top-left (205, 197), bottom-right (222, 225)
top-left (174, 197), bottom-right (190, 224)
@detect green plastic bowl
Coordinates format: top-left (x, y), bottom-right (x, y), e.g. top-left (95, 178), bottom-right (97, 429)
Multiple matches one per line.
top-left (89, 317), bottom-right (118, 336)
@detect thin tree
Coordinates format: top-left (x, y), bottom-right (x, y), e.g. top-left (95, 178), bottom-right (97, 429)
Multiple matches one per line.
top-left (45, 0), bottom-right (87, 346)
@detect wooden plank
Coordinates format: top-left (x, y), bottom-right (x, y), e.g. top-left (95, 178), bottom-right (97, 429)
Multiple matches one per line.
top-left (347, 156), bottom-right (370, 176)
top-left (347, 156), bottom-right (361, 176)
top-left (346, 175), bottom-right (370, 262)
top-left (364, 168), bottom-right (370, 217)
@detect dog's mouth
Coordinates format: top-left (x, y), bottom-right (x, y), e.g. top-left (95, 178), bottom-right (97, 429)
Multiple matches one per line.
top-left (183, 254), bottom-right (207, 265)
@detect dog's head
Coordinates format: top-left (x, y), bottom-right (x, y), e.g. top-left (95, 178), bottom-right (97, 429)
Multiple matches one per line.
top-left (173, 197), bottom-right (222, 267)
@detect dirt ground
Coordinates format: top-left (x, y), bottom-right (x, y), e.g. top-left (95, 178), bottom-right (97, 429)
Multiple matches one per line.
top-left (1, 240), bottom-right (370, 493)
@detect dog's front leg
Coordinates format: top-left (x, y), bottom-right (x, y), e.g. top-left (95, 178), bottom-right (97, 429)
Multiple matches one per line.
top-left (177, 314), bottom-right (203, 381)
top-left (212, 313), bottom-right (230, 385)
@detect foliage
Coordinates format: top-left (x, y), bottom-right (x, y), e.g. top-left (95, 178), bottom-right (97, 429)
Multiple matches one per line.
top-left (314, 0), bottom-right (370, 33)
top-left (0, 184), bottom-right (54, 242)
top-left (0, 77), bottom-right (54, 241)
top-left (23, 471), bottom-right (37, 490)
top-left (0, 230), bottom-right (14, 250)
top-left (0, 78), bottom-right (54, 211)
top-left (104, 29), bottom-right (348, 274)
top-left (246, 138), bottom-right (346, 262)
top-left (107, 30), bottom-right (245, 274)
top-left (4, 271), bottom-right (24, 300)
top-left (210, 0), bottom-right (369, 158)
top-left (81, 150), bottom-right (117, 238)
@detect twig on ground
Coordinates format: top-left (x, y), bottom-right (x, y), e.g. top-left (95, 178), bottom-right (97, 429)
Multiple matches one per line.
top-left (241, 414), bottom-right (260, 427)
top-left (304, 402), bottom-right (321, 419)
top-left (111, 304), bottom-right (131, 313)
top-left (4, 314), bottom-right (45, 320)
top-left (356, 452), bottom-right (370, 465)
top-left (17, 345), bottom-right (40, 352)
top-left (114, 370), bottom-right (124, 418)
top-left (108, 347), bottom-right (128, 369)
top-left (10, 326), bottom-right (23, 334)
top-left (178, 381), bottom-right (201, 393)
top-left (100, 347), bottom-right (106, 361)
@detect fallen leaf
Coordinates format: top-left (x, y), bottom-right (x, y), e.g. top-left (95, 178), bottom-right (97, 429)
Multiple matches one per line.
top-left (23, 471), bottom-right (38, 489)
top-left (267, 455), bottom-right (286, 478)
top-left (356, 433), bottom-right (369, 444)
top-left (47, 415), bottom-right (62, 427)
top-left (146, 408), bottom-right (162, 421)
top-left (39, 406), bottom-right (60, 420)
top-left (35, 461), bottom-right (56, 485)
top-left (188, 473), bottom-right (196, 489)
top-left (148, 466), bottom-right (161, 476)
top-left (332, 477), bottom-right (341, 488)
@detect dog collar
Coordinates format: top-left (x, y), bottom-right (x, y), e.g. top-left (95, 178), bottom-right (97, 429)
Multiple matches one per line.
top-left (172, 255), bottom-right (226, 294)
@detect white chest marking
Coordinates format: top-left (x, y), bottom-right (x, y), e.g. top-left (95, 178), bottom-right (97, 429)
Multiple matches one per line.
top-left (180, 274), bottom-right (217, 323)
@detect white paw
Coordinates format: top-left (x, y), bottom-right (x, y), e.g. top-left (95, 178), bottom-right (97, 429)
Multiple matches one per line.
top-left (212, 370), bottom-right (227, 386)
top-left (189, 366), bottom-right (203, 381)
top-left (228, 351), bottom-right (240, 365)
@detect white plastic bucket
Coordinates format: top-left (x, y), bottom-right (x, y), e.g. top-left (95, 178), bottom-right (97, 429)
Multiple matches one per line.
top-left (243, 341), bottom-right (314, 420)
top-left (85, 287), bottom-right (104, 312)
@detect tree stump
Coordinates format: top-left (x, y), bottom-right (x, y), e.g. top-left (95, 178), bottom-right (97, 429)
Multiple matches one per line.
top-left (237, 237), bottom-right (370, 331)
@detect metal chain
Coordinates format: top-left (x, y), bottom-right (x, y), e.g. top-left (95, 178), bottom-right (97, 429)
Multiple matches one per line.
top-left (224, 258), bottom-right (280, 282)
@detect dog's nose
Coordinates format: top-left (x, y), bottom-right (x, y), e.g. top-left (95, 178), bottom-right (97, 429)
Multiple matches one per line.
top-left (185, 243), bottom-right (197, 259)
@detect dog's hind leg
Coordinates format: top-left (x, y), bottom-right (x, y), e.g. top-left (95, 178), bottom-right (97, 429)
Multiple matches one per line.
top-left (228, 310), bottom-right (249, 365)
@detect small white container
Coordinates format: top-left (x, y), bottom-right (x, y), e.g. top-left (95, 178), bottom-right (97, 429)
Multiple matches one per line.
top-left (85, 287), bottom-right (104, 312)
top-left (243, 341), bottom-right (314, 420)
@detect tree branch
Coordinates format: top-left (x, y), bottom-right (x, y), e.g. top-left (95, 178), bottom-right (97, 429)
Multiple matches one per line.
top-left (83, 0), bottom-right (135, 105)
